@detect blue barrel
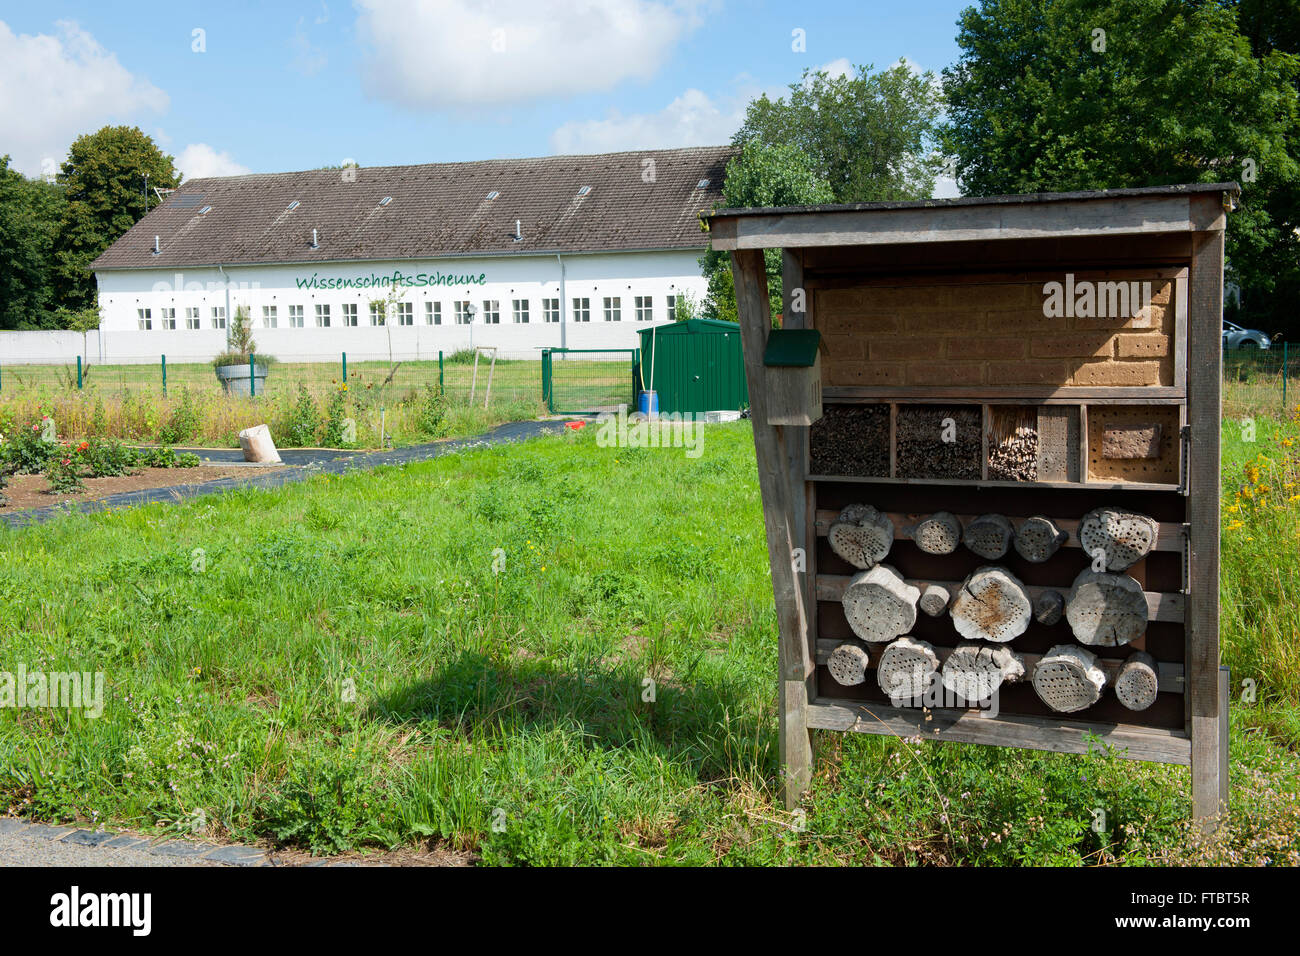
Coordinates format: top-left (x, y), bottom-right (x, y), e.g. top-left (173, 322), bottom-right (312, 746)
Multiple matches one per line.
top-left (637, 390), bottom-right (659, 419)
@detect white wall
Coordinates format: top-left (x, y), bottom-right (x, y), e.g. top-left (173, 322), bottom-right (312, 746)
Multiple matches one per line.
top-left (32, 248), bottom-right (709, 364)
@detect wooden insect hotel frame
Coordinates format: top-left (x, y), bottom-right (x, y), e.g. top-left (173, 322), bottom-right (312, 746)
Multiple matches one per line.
top-left (707, 184), bottom-right (1238, 825)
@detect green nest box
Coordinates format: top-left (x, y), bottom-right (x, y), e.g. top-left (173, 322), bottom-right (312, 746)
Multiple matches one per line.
top-left (761, 328), bottom-right (823, 426)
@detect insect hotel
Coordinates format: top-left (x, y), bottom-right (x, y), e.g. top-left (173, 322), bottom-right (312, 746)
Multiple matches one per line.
top-left (707, 184), bottom-right (1237, 825)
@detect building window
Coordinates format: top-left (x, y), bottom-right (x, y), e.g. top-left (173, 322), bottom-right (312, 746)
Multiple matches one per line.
top-left (634, 296), bottom-right (653, 322)
top-left (211, 306), bottom-right (227, 329)
top-left (184, 307), bottom-right (201, 330)
top-left (666, 295), bottom-right (677, 322)
top-left (315, 304), bottom-right (331, 327)
top-left (137, 308), bottom-right (152, 331)
top-left (342, 303), bottom-right (358, 327)
top-left (369, 303), bottom-right (384, 326)
top-left (159, 307), bottom-right (176, 330)
top-left (289, 305), bottom-right (304, 328)
top-left (603, 296), bottom-right (621, 322)
top-left (454, 300), bottom-right (471, 324)
top-left (512, 299), bottom-right (529, 323)
top-left (425, 301), bottom-right (441, 325)
top-left (482, 300), bottom-right (500, 324)
top-left (395, 302), bottom-right (413, 326)
top-left (572, 297), bottom-right (590, 322)
top-left (263, 305), bottom-right (278, 329)
top-left (542, 298), bottom-right (560, 323)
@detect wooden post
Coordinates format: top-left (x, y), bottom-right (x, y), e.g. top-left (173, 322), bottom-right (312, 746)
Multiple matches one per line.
top-left (1187, 206), bottom-right (1225, 828)
top-left (732, 247), bottom-right (813, 808)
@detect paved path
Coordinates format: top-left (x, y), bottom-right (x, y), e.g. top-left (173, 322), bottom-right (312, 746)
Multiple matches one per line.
top-left (1, 419), bottom-right (567, 529)
top-left (0, 818), bottom-right (262, 867)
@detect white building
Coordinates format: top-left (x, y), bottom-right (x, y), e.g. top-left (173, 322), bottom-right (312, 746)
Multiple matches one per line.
top-left (81, 147), bottom-right (732, 363)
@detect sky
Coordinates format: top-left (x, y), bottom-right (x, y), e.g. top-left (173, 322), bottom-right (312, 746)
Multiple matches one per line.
top-left (0, 0), bottom-right (969, 195)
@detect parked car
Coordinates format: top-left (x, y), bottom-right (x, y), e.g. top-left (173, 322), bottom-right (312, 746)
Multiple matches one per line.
top-left (1223, 320), bottom-right (1274, 350)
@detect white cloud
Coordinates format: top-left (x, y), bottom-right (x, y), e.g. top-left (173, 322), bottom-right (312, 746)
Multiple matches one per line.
top-left (814, 57), bottom-right (854, 81)
top-left (291, 15), bottom-right (328, 76)
top-left (0, 19), bottom-right (169, 177)
top-left (355, 0), bottom-right (704, 108)
top-left (177, 143), bottom-right (251, 181)
top-left (550, 87), bottom-right (743, 154)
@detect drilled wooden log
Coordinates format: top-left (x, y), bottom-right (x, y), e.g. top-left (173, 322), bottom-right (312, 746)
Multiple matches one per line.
top-left (1115, 650), bottom-right (1159, 711)
top-left (841, 564), bottom-right (920, 643)
top-left (918, 584), bottom-right (951, 617)
top-left (1034, 589), bottom-right (1065, 626)
top-left (828, 503), bottom-right (894, 569)
top-left (907, 511), bottom-right (962, 555)
top-left (950, 566), bottom-right (1033, 643)
top-left (827, 642), bottom-right (870, 687)
top-left (1065, 569), bottom-right (1148, 647)
top-left (963, 513), bottom-right (1014, 559)
top-left (877, 637), bottom-right (940, 702)
top-left (1078, 507), bottom-right (1158, 571)
top-left (1014, 516), bottom-right (1069, 563)
top-left (1032, 644), bottom-right (1107, 713)
top-left (940, 642), bottom-right (1025, 703)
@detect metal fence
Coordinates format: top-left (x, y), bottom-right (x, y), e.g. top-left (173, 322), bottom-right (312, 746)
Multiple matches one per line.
top-left (0, 350), bottom-right (545, 409)
top-left (1222, 343), bottom-right (1297, 420)
top-left (541, 348), bottom-right (640, 414)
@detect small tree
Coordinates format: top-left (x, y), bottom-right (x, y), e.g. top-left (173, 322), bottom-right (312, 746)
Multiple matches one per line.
top-left (212, 304), bottom-right (271, 369)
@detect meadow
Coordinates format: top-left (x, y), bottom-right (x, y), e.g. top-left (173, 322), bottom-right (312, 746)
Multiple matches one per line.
top-left (0, 354), bottom-right (633, 450)
top-left (0, 414), bottom-right (1296, 865)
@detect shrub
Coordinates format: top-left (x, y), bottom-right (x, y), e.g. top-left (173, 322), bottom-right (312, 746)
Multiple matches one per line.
top-left (255, 758), bottom-right (396, 854)
top-left (282, 385), bottom-right (322, 447)
top-left (2, 419), bottom-right (57, 473)
top-left (320, 388), bottom-right (354, 448)
top-left (44, 452), bottom-right (84, 494)
top-left (83, 436), bottom-right (139, 478)
top-left (157, 387), bottom-right (201, 445)
top-left (420, 384), bottom-right (447, 437)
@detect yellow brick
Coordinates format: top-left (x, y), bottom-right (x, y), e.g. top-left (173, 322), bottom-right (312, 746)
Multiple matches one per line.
top-left (987, 360), bottom-right (1067, 386)
top-left (944, 337), bottom-right (1026, 360)
top-left (906, 362), bottom-right (985, 386)
top-left (904, 311), bottom-right (982, 332)
top-left (871, 338), bottom-right (929, 361)
top-left (1030, 334), bottom-right (1115, 358)
top-left (826, 361), bottom-right (905, 386)
top-left (1115, 334), bottom-right (1169, 359)
top-left (986, 311), bottom-right (1069, 334)
top-left (1069, 361), bottom-right (1162, 387)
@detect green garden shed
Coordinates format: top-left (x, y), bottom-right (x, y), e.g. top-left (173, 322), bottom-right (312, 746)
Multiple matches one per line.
top-left (635, 318), bottom-right (749, 415)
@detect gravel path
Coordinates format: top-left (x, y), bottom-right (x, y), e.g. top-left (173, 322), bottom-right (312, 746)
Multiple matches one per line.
top-left (0, 819), bottom-right (253, 867)
top-left (0, 419), bottom-right (567, 529)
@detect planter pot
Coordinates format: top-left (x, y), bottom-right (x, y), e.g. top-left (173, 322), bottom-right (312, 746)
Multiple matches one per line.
top-left (215, 363), bottom-right (269, 396)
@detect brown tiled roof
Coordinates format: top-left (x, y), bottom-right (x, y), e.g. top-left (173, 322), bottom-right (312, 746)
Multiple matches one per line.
top-left (93, 146), bottom-right (733, 270)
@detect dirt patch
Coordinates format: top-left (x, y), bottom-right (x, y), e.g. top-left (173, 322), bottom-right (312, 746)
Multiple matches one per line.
top-left (0, 466), bottom-right (286, 512)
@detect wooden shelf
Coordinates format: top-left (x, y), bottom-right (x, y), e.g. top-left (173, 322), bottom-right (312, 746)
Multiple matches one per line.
top-left (822, 386), bottom-right (1187, 404)
top-left (805, 699), bottom-right (1191, 765)
top-left (812, 639), bottom-right (1186, 693)
top-left (813, 508), bottom-right (1186, 553)
top-left (808, 473), bottom-right (1182, 493)
top-left (815, 573), bottom-right (1184, 623)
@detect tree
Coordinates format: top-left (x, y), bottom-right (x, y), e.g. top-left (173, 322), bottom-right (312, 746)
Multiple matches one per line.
top-left (702, 142), bottom-right (835, 322)
top-left (941, 0), bottom-right (1300, 327)
top-left (0, 155), bottom-right (65, 329)
top-left (734, 61), bottom-right (944, 203)
top-left (52, 126), bottom-right (179, 310)
top-left (703, 63), bottom-right (943, 323)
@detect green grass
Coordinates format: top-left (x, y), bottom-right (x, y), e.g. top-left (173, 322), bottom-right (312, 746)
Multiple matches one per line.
top-left (0, 423), bottom-right (1296, 864)
top-left (1, 356), bottom-right (635, 411)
